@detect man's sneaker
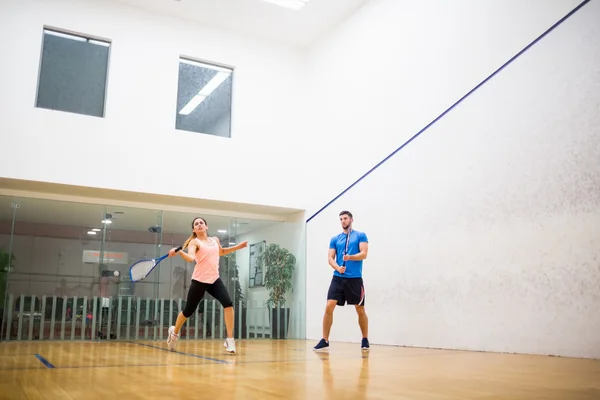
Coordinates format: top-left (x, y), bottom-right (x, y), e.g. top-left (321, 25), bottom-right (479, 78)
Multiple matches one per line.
top-left (313, 338), bottom-right (329, 351)
top-left (361, 338), bottom-right (370, 351)
top-left (167, 326), bottom-right (179, 351)
top-left (223, 338), bottom-right (236, 354)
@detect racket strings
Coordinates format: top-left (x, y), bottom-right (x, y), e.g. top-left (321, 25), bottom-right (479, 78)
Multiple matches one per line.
top-left (130, 259), bottom-right (157, 281)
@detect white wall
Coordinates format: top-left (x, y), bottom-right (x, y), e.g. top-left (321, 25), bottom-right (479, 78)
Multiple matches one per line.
top-left (299, 0), bottom-right (584, 217)
top-left (306, 0), bottom-right (600, 358)
top-left (0, 0), bottom-right (587, 215)
top-left (0, 0), bottom-right (305, 210)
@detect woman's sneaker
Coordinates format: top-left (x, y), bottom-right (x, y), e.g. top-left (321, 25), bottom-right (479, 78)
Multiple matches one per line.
top-left (223, 338), bottom-right (236, 354)
top-left (167, 326), bottom-right (179, 351)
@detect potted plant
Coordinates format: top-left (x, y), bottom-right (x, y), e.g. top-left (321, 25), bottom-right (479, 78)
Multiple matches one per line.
top-left (0, 248), bottom-right (16, 327)
top-left (259, 243), bottom-right (296, 339)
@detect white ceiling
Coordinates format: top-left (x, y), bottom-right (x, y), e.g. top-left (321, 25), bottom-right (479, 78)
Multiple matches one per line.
top-left (111, 0), bottom-right (369, 47)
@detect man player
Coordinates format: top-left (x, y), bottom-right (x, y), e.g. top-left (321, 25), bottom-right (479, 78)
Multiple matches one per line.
top-left (314, 210), bottom-right (370, 351)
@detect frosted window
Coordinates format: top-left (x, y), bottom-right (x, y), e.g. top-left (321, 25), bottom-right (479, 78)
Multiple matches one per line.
top-left (36, 29), bottom-right (110, 118)
top-left (175, 58), bottom-right (233, 138)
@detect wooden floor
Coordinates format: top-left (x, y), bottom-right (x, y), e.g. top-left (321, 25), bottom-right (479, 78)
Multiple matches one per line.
top-left (0, 340), bottom-right (599, 399)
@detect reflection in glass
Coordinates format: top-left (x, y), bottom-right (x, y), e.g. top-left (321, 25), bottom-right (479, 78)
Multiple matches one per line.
top-left (0, 195), bottom-right (305, 342)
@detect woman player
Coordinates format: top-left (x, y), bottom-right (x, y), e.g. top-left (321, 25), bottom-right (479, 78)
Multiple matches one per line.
top-left (167, 217), bottom-right (247, 354)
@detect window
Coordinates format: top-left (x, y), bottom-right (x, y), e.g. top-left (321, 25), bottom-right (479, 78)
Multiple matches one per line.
top-left (36, 28), bottom-right (110, 118)
top-left (176, 58), bottom-right (233, 138)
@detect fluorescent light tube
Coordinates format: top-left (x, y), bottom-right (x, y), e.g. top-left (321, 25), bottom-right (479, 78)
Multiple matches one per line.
top-left (44, 30), bottom-right (87, 41)
top-left (180, 58), bottom-right (231, 73)
top-left (88, 39), bottom-right (110, 47)
top-left (179, 95), bottom-right (207, 115)
top-left (262, 0), bottom-right (309, 11)
top-left (200, 72), bottom-right (230, 96)
top-left (179, 71), bottom-right (230, 115)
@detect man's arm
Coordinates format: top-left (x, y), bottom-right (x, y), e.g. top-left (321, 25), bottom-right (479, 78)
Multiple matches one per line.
top-left (344, 241), bottom-right (368, 261)
top-left (328, 248), bottom-right (341, 271)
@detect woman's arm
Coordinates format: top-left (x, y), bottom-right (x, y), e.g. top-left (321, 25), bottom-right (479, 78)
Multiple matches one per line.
top-left (215, 237), bottom-right (248, 256)
top-left (169, 240), bottom-right (197, 263)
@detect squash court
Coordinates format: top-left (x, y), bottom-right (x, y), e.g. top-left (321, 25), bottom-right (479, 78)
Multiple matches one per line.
top-left (1, 339), bottom-right (599, 399)
top-left (2, 0), bottom-right (600, 398)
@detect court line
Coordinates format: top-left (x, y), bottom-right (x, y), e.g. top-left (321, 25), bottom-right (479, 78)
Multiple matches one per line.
top-left (131, 341), bottom-right (230, 364)
top-left (34, 354), bottom-right (56, 368)
top-left (305, 0), bottom-right (591, 223)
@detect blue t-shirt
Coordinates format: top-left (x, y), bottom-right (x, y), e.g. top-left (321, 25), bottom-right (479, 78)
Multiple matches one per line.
top-left (329, 230), bottom-right (368, 278)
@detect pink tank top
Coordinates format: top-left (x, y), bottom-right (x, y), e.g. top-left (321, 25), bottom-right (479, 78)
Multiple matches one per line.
top-left (191, 238), bottom-right (220, 284)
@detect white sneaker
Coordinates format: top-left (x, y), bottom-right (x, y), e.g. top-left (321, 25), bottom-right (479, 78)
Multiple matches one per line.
top-left (167, 326), bottom-right (179, 351)
top-left (223, 338), bottom-right (236, 354)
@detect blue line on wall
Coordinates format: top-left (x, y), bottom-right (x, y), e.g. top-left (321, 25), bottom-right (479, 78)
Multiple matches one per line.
top-left (306, 0), bottom-right (590, 223)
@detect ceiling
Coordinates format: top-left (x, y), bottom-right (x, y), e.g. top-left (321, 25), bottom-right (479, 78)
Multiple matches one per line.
top-left (111, 0), bottom-right (369, 47)
top-left (0, 194), bottom-right (279, 237)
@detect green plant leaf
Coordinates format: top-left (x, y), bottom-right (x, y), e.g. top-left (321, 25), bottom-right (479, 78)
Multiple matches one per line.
top-left (258, 243), bottom-right (296, 308)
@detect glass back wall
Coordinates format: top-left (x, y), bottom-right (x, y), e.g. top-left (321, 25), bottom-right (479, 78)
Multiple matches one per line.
top-left (0, 195), bottom-right (305, 342)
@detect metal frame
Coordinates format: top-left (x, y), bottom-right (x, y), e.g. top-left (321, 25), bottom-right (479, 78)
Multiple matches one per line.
top-left (1, 294), bottom-right (298, 342)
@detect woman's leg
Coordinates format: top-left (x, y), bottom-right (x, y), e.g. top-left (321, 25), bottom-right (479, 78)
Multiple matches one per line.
top-left (223, 307), bottom-right (234, 339)
top-left (168, 280), bottom-right (206, 350)
top-left (207, 278), bottom-right (236, 353)
top-left (173, 311), bottom-right (188, 336)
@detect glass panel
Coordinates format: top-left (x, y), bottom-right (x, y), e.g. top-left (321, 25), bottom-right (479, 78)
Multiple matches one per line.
top-left (36, 28), bottom-right (110, 118)
top-left (175, 58), bottom-right (233, 137)
top-left (0, 196), bottom-right (107, 340)
top-left (98, 205), bottom-right (163, 340)
top-left (0, 195), bottom-right (306, 343)
top-left (236, 219), bottom-right (306, 340)
top-left (0, 198), bottom-right (18, 341)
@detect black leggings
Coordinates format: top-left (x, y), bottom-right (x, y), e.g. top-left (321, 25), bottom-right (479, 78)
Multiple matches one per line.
top-left (182, 278), bottom-right (233, 318)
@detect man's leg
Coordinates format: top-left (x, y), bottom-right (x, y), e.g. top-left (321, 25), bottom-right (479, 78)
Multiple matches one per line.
top-left (355, 305), bottom-right (368, 339)
top-left (322, 300), bottom-right (338, 341)
top-left (348, 278), bottom-right (369, 350)
top-left (314, 277), bottom-right (344, 350)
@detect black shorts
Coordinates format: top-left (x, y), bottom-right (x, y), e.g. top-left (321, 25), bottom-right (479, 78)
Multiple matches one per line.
top-left (182, 278), bottom-right (233, 318)
top-left (327, 276), bottom-right (365, 306)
